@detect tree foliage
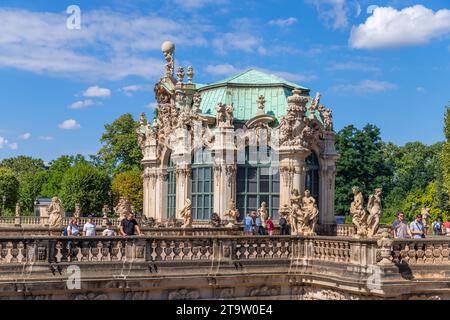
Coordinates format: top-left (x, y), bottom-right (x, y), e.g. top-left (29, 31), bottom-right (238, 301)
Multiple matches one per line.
top-left (0, 167), bottom-right (20, 215)
top-left (97, 113), bottom-right (142, 175)
top-left (335, 124), bottom-right (393, 215)
top-left (111, 169), bottom-right (143, 214)
top-left (60, 162), bottom-right (111, 215)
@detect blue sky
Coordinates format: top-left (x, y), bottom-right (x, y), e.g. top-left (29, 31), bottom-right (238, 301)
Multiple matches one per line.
top-left (0, 0), bottom-right (448, 162)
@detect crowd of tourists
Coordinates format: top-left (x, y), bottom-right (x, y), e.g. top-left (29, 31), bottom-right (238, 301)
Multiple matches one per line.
top-left (243, 211), bottom-right (288, 236)
top-left (392, 211), bottom-right (450, 239)
top-left (63, 212), bottom-right (142, 237)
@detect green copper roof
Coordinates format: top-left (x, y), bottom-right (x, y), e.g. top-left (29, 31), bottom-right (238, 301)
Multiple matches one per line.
top-left (197, 69), bottom-right (310, 121)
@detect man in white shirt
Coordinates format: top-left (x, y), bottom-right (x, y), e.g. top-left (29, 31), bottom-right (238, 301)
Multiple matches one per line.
top-left (83, 216), bottom-right (96, 236)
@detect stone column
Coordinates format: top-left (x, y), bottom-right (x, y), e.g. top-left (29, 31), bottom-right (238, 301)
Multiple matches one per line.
top-left (278, 147), bottom-right (310, 208)
top-left (318, 131), bottom-right (339, 224)
top-left (212, 127), bottom-right (236, 220)
top-left (142, 159), bottom-right (160, 220)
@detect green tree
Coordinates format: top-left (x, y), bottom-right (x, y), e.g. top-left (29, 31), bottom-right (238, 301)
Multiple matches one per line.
top-left (443, 106), bottom-right (450, 200)
top-left (18, 171), bottom-right (48, 215)
top-left (335, 124), bottom-right (393, 215)
top-left (0, 156), bottom-right (45, 181)
top-left (97, 113), bottom-right (143, 175)
top-left (0, 167), bottom-right (20, 215)
top-left (60, 162), bottom-right (111, 215)
top-left (111, 169), bottom-right (143, 214)
top-left (40, 155), bottom-right (85, 197)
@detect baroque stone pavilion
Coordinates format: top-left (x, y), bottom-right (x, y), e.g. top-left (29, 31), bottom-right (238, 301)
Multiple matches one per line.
top-left (137, 41), bottom-right (338, 228)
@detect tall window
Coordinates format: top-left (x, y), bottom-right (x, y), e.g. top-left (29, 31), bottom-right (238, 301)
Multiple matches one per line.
top-left (191, 148), bottom-right (214, 220)
top-left (236, 146), bottom-right (280, 220)
top-left (305, 152), bottom-right (320, 205)
top-left (166, 158), bottom-right (176, 219)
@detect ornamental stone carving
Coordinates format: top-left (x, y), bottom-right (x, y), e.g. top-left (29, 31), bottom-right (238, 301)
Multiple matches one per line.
top-left (377, 231), bottom-right (394, 265)
top-left (47, 197), bottom-right (63, 227)
top-left (258, 201), bottom-right (268, 228)
top-left (288, 189), bottom-right (318, 235)
top-left (421, 208), bottom-right (431, 235)
top-left (256, 95), bottom-right (266, 116)
top-left (161, 41), bottom-right (175, 78)
top-left (224, 200), bottom-right (239, 227)
top-left (210, 212), bottom-right (222, 227)
top-left (114, 197), bottom-right (132, 221)
top-left (350, 186), bottom-right (368, 238)
top-left (179, 199), bottom-right (193, 228)
top-left (74, 203), bottom-right (82, 219)
top-left (309, 92), bottom-right (321, 113)
top-left (15, 202), bottom-right (21, 218)
top-left (351, 187), bottom-right (383, 239)
top-left (168, 288), bottom-right (200, 300)
top-left (249, 285), bottom-right (280, 297)
top-left (367, 188), bottom-right (382, 238)
top-left (186, 66), bottom-right (194, 84)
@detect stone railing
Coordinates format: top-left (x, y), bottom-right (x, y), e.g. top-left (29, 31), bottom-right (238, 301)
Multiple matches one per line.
top-left (2, 235), bottom-right (450, 300)
top-left (392, 238), bottom-right (450, 265)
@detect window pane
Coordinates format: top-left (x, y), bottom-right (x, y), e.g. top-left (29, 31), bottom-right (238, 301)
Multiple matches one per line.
top-left (192, 181), bottom-right (197, 193)
top-left (248, 168), bottom-right (257, 181)
top-left (272, 196), bottom-right (279, 208)
top-left (247, 196), bottom-right (257, 209)
top-left (248, 181), bottom-right (257, 193)
top-left (260, 180), bottom-right (270, 193)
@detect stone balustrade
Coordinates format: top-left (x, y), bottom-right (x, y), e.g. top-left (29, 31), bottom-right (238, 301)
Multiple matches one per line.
top-left (1, 234), bottom-right (450, 299)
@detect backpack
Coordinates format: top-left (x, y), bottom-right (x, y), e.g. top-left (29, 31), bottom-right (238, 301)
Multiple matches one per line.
top-left (433, 222), bottom-right (441, 232)
top-left (63, 227), bottom-right (68, 236)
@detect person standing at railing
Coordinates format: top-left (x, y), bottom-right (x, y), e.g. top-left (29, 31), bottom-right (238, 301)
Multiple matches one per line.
top-left (66, 218), bottom-right (80, 236)
top-left (244, 212), bottom-right (253, 235)
top-left (444, 220), bottom-right (450, 236)
top-left (102, 221), bottom-right (117, 236)
top-left (279, 213), bottom-right (289, 235)
top-left (392, 212), bottom-right (412, 239)
top-left (432, 218), bottom-right (443, 236)
top-left (266, 216), bottom-right (274, 236)
top-left (410, 214), bottom-right (425, 239)
top-left (119, 212), bottom-right (142, 236)
top-left (83, 215), bottom-right (97, 236)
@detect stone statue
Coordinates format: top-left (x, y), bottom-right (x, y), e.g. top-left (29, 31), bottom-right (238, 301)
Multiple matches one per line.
top-left (225, 104), bottom-right (234, 127)
top-left (215, 103), bottom-right (226, 127)
top-left (161, 41), bottom-right (175, 78)
top-left (74, 203), bottom-right (82, 219)
top-left (350, 186), bottom-right (368, 238)
top-left (322, 108), bottom-right (333, 131)
top-left (192, 92), bottom-right (202, 113)
top-left (210, 212), bottom-right (221, 228)
top-left (302, 190), bottom-right (319, 235)
top-left (15, 202), bottom-right (21, 218)
top-left (186, 66), bottom-right (194, 84)
top-left (310, 92), bottom-right (321, 112)
top-left (179, 199), bottom-right (193, 228)
top-left (289, 189), bottom-right (302, 235)
top-left (258, 202), bottom-right (268, 228)
top-left (367, 188), bottom-right (382, 238)
top-left (421, 208), bottom-right (431, 235)
top-left (47, 197), bottom-right (63, 227)
top-left (102, 205), bottom-right (110, 218)
top-left (141, 216), bottom-right (156, 227)
top-left (224, 200), bottom-right (239, 227)
top-left (114, 197), bottom-right (132, 222)
top-left (257, 95), bottom-right (266, 116)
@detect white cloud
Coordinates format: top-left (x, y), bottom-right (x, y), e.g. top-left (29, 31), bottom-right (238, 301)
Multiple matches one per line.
top-left (416, 86), bottom-right (426, 93)
top-left (205, 64), bottom-right (240, 76)
top-left (119, 85), bottom-right (152, 96)
top-left (9, 143), bottom-right (18, 150)
top-left (83, 86), bottom-right (111, 98)
top-left (173, 0), bottom-right (228, 9)
top-left (212, 32), bottom-right (262, 55)
top-left (350, 5), bottom-right (450, 49)
top-left (19, 132), bottom-right (31, 140)
top-left (39, 136), bottom-right (54, 141)
top-left (328, 62), bottom-right (381, 74)
top-left (68, 99), bottom-right (98, 110)
top-left (332, 80), bottom-right (398, 94)
top-left (0, 136), bottom-right (8, 149)
top-left (307, 0), bottom-right (350, 30)
top-left (58, 119), bottom-right (81, 130)
top-left (269, 17), bottom-right (298, 27)
top-left (146, 102), bottom-right (158, 110)
top-left (0, 8), bottom-right (209, 80)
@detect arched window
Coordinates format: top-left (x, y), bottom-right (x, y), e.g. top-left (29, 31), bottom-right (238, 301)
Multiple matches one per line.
top-left (236, 145), bottom-right (280, 220)
top-left (305, 152), bottom-right (320, 205)
top-left (166, 158), bottom-right (176, 219)
top-left (191, 148), bottom-right (214, 221)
